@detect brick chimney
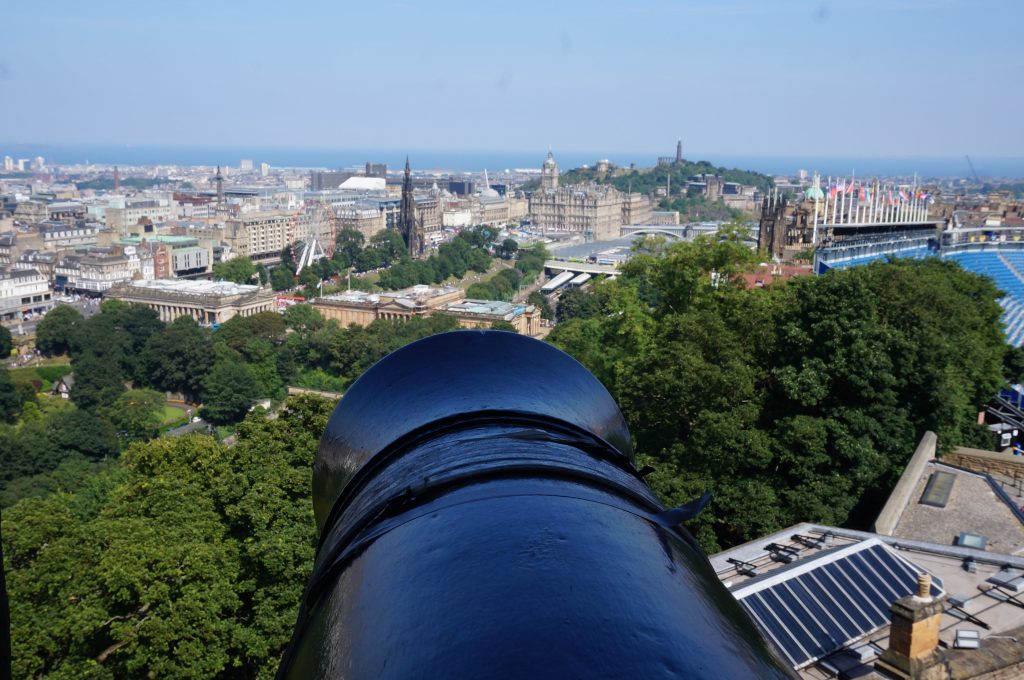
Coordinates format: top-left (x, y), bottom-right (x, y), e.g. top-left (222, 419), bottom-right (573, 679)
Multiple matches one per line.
top-left (876, 573), bottom-right (946, 678)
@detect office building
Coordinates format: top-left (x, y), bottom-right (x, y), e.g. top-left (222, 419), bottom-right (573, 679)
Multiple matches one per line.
top-left (223, 211), bottom-right (293, 264)
top-left (0, 267), bottom-right (52, 321)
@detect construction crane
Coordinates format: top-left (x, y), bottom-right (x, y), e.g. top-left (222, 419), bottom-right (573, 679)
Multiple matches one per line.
top-left (965, 155), bottom-right (981, 185)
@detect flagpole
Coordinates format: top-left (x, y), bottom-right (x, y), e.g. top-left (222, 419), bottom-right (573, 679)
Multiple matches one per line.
top-left (872, 179), bottom-right (879, 223)
top-left (840, 178), bottom-right (847, 225)
top-left (812, 172), bottom-right (820, 244)
top-left (832, 177), bottom-right (839, 224)
top-left (822, 176), bottom-right (831, 226)
top-left (843, 171), bottom-right (851, 224)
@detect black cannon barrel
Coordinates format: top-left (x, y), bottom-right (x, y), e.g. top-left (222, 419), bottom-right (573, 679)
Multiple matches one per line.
top-left (279, 331), bottom-right (793, 679)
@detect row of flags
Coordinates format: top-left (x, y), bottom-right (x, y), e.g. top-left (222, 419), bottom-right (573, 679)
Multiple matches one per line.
top-left (824, 180), bottom-right (932, 205)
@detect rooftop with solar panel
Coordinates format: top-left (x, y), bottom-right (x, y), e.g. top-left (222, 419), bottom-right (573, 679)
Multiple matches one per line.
top-left (711, 431), bottom-right (1024, 679)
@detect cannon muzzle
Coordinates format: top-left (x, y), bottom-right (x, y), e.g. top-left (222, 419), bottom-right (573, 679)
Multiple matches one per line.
top-left (279, 330), bottom-right (793, 679)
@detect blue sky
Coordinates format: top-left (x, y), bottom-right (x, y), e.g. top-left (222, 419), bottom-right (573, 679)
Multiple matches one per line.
top-left (2, 0), bottom-right (1022, 158)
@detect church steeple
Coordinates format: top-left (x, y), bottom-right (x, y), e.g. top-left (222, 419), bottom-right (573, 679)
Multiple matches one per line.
top-left (399, 156), bottom-right (421, 257)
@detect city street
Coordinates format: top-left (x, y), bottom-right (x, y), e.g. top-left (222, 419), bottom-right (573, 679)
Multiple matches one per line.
top-left (5, 296), bottom-right (102, 337)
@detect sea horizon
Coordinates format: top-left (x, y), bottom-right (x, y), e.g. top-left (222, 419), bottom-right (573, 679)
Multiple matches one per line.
top-left (2, 142), bottom-right (1022, 180)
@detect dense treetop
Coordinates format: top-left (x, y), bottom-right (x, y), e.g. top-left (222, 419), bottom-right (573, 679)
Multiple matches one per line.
top-left (3, 395), bottom-right (332, 679)
top-left (549, 231), bottom-right (1008, 550)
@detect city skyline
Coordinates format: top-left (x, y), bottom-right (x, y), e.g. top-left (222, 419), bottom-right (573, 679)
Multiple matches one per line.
top-left (2, 0), bottom-right (1022, 158)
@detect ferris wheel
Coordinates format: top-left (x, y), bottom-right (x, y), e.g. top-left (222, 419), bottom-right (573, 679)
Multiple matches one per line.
top-left (295, 200), bottom-right (336, 275)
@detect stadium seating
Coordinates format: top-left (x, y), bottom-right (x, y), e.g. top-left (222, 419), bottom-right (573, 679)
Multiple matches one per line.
top-left (817, 242), bottom-right (1024, 346)
top-left (821, 246), bottom-right (932, 271)
top-left (943, 251), bottom-right (1024, 346)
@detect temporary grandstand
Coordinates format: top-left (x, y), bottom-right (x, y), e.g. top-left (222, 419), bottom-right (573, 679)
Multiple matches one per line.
top-left (814, 219), bottom-right (1024, 347)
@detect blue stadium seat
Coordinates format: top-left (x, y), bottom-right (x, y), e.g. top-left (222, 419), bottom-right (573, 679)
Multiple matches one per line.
top-left (943, 251), bottom-right (1024, 347)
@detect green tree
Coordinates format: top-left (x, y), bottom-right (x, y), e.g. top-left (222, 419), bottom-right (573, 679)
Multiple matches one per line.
top-left (491, 320), bottom-right (517, 332)
top-left (213, 256), bottom-right (258, 284)
top-left (353, 246), bottom-right (383, 272)
top-left (0, 368), bottom-right (23, 422)
top-left (138, 316), bottom-right (214, 401)
top-left (557, 286), bottom-right (607, 322)
top-left (34, 304), bottom-right (83, 356)
top-left (70, 352), bottom-right (126, 412)
top-left (270, 265), bottom-right (296, 291)
top-left (202, 360), bottom-right (259, 424)
top-left (102, 389), bottom-right (165, 443)
top-left (369, 229), bottom-right (408, 267)
top-left (283, 304), bottom-right (325, 333)
top-left (550, 248), bottom-right (1007, 551)
top-left (0, 323), bottom-right (12, 357)
top-left (46, 408), bottom-right (120, 460)
top-left (495, 238), bottom-right (519, 259)
top-left (216, 312), bottom-right (287, 352)
top-left (334, 227), bottom-right (365, 268)
top-left (3, 395), bottom-right (333, 677)
top-left (527, 291), bottom-right (553, 320)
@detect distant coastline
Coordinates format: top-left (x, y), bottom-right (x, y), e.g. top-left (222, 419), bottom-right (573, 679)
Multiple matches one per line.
top-left (1, 143), bottom-right (1022, 179)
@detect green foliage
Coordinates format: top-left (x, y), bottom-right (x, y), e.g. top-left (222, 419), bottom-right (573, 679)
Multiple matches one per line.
top-left (376, 234), bottom-right (492, 290)
top-left (270, 265), bottom-right (295, 291)
top-left (562, 159), bottom-right (773, 195)
top-left (70, 352), bottom-right (125, 412)
top-left (491, 320), bottom-right (517, 332)
top-left (138, 316), bottom-right (214, 401)
top-left (527, 291), bottom-right (553, 320)
top-left (70, 301), bottom-right (163, 381)
top-left (659, 195), bottom-right (741, 221)
top-left (215, 312), bottom-right (287, 352)
top-left (466, 267), bottom-right (523, 301)
top-left (202, 360), bottom-right (260, 424)
top-left (1003, 345), bottom-right (1024, 385)
top-left (515, 242), bottom-right (548, 279)
top-left (556, 286), bottom-right (607, 322)
top-left (291, 369), bottom-right (348, 394)
top-left (366, 229), bottom-right (407, 268)
top-left (35, 304), bottom-right (83, 356)
top-left (495, 238), bottom-right (519, 259)
top-left (1, 405), bottom-right (120, 506)
top-left (102, 389), bottom-right (165, 443)
top-left (459, 225), bottom-right (499, 249)
top-left (2, 395), bottom-right (333, 678)
top-left (0, 368), bottom-right (23, 422)
top-left (283, 304), bottom-right (325, 333)
top-left (549, 244), bottom-right (1008, 551)
top-left (76, 176), bottom-right (163, 191)
top-left (35, 364), bottom-right (73, 383)
top-left (213, 256), bottom-right (259, 284)
top-left (333, 227), bottom-right (365, 268)
top-left (0, 323), bottom-right (12, 357)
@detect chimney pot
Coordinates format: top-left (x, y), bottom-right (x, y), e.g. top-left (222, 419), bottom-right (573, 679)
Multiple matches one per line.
top-left (917, 573), bottom-right (931, 598)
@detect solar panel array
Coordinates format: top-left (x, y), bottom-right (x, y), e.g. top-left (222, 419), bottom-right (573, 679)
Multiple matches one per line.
top-left (731, 539), bottom-right (944, 669)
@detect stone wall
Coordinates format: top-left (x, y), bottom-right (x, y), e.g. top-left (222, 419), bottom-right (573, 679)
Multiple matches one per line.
top-left (874, 431), bottom-right (937, 535)
top-left (942, 446), bottom-right (1024, 479)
